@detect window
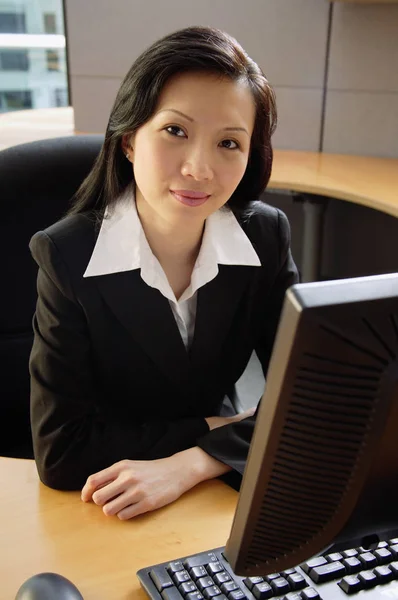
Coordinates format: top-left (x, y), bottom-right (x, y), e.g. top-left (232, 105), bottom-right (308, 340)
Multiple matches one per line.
top-left (0, 90), bottom-right (32, 111)
top-left (0, 50), bottom-right (29, 71)
top-left (0, 1), bottom-right (68, 113)
top-left (54, 88), bottom-right (68, 107)
top-left (43, 13), bottom-right (56, 34)
top-left (0, 13), bottom-right (26, 33)
top-left (46, 49), bottom-right (60, 71)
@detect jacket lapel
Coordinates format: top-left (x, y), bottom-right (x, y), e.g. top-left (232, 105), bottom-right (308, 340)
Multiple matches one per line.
top-left (95, 270), bottom-right (193, 389)
top-left (95, 265), bottom-right (255, 392)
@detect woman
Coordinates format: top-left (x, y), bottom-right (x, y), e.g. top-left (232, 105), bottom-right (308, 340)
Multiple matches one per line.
top-left (29, 26), bottom-right (298, 520)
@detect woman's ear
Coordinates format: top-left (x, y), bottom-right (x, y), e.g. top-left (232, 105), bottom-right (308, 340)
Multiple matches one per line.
top-left (121, 134), bottom-right (134, 162)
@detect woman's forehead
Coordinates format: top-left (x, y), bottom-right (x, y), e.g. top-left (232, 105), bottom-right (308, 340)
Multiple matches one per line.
top-left (154, 71), bottom-right (256, 130)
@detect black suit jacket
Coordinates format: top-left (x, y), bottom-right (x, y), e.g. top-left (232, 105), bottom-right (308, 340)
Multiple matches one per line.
top-left (29, 201), bottom-right (299, 490)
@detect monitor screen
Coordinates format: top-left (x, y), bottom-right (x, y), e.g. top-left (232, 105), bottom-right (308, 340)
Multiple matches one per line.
top-left (225, 273), bottom-right (398, 577)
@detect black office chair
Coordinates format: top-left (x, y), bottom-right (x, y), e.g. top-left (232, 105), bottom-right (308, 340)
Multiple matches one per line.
top-left (0, 134), bottom-right (104, 458)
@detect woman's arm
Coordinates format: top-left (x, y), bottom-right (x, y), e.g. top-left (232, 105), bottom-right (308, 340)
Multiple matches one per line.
top-left (29, 231), bottom-right (211, 491)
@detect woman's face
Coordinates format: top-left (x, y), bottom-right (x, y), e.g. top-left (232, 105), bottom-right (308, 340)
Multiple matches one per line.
top-left (125, 71), bottom-right (256, 227)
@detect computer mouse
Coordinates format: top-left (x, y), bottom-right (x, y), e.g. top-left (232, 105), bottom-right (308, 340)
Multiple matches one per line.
top-left (15, 572), bottom-right (84, 600)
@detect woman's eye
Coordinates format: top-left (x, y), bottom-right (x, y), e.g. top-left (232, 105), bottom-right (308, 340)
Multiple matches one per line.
top-left (220, 139), bottom-right (239, 150)
top-left (165, 125), bottom-right (186, 137)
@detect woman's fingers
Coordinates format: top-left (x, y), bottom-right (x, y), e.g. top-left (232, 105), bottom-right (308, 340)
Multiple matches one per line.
top-left (81, 460), bottom-right (129, 501)
top-left (92, 477), bottom-right (130, 506)
top-left (102, 490), bottom-right (142, 516)
top-left (116, 497), bottom-right (159, 520)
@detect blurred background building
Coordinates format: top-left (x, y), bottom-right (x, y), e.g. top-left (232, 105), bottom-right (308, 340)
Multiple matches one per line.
top-left (0, 0), bottom-right (68, 112)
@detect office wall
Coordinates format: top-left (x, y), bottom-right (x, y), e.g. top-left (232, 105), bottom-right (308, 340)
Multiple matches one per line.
top-left (64, 0), bottom-right (330, 151)
top-left (65, 0), bottom-right (398, 158)
top-left (325, 3), bottom-right (398, 158)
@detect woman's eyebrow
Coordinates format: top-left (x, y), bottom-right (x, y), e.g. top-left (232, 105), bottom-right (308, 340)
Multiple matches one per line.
top-left (157, 108), bottom-right (194, 122)
top-left (156, 108), bottom-right (249, 136)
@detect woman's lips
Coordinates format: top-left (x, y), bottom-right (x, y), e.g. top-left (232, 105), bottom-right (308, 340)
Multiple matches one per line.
top-left (170, 190), bottom-right (210, 207)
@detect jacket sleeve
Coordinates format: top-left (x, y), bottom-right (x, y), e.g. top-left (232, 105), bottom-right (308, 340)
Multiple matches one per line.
top-left (29, 231), bottom-right (209, 491)
top-left (196, 208), bottom-right (299, 476)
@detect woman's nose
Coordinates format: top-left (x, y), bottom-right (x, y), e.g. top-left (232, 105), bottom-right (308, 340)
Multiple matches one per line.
top-left (181, 148), bottom-right (214, 181)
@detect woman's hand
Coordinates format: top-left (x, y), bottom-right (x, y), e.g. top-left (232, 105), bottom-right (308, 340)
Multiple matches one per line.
top-left (81, 447), bottom-right (230, 520)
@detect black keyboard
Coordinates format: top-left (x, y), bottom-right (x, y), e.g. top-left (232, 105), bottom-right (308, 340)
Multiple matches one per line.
top-left (137, 538), bottom-right (398, 600)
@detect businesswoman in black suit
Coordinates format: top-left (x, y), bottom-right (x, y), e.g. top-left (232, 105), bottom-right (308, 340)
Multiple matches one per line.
top-left (29, 26), bottom-right (298, 520)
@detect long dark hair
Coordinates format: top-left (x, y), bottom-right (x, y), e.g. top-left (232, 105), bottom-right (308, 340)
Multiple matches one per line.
top-left (69, 26), bottom-right (277, 217)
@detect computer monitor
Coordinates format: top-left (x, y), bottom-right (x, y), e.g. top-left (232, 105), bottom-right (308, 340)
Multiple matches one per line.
top-left (225, 273), bottom-right (398, 577)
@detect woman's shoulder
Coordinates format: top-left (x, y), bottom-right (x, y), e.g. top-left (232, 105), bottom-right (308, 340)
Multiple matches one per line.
top-left (43, 211), bottom-right (98, 242)
top-left (30, 211), bottom-right (99, 276)
top-left (234, 199), bottom-right (291, 244)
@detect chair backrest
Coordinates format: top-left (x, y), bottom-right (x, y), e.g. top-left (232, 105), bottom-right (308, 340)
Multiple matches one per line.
top-left (0, 134), bottom-right (104, 457)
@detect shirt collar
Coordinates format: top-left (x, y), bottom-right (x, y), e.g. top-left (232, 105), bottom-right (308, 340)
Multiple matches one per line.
top-left (83, 186), bottom-right (261, 278)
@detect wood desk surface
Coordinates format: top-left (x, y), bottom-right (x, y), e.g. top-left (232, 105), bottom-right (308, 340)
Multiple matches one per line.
top-left (0, 458), bottom-right (238, 600)
top-left (270, 151), bottom-right (398, 218)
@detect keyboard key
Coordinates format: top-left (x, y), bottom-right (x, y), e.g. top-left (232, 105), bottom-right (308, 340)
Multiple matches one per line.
top-left (301, 557), bottom-right (327, 574)
top-left (378, 542), bottom-right (389, 549)
top-left (270, 576), bottom-right (290, 595)
top-left (228, 591), bottom-right (248, 600)
top-left (287, 573), bottom-right (307, 590)
top-left (283, 569), bottom-right (298, 576)
top-left (169, 561), bottom-right (185, 573)
top-left (300, 587), bottom-right (321, 600)
top-left (342, 557), bottom-right (362, 574)
top-left (174, 570), bottom-right (191, 585)
top-left (283, 593), bottom-right (302, 600)
top-left (197, 576), bottom-right (215, 591)
top-left (389, 539), bottom-right (398, 546)
top-left (358, 570), bottom-right (377, 588)
top-left (191, 566), bottom-right (208, 580)
top-left (308, 561), bottom-right (346, 584)
top-left (265, 572), bottom-right (281, 582)
top-left (203, 585), bottom-right (222, 598)
top-left (214, 572), bottom-right (232, 586)
top-left (342, 549), bottom-right (358, 559)
top-left (358, 552), bottom-right (378, 569)
top-left (161, 587), bottom-right (184, 600)
top-left (390, 545), bottom-right (398, 559)
top-left (374, 565), bottom-right (394, 583)
top-left (207, 562), bottom-right (224, 575)
top-left (325, 552), bottom-right (343, 563)
top-left (252, 581), bottom-right (273, 599)
top-left (185, 555), bottom-right (214, 569)
top-left (375, 548), bottom-right (393, 564)
top-left (243, 577), bottom-right (264, 590)
top-left (187, 593), bottom-right (204, 600)
top-left (338, 575), bottom-right (361, 595)
top-left (150, 567), bottom-right (174, 591)
top-left (390, 561), bottom-right (398, 576)
top-left (180, 581), bottom-right (199, 594)
top-left (220, 581), bottom-right (239, 594)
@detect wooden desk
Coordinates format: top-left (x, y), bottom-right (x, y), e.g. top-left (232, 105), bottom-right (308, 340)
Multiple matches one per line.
top-left (270, 151), bottom-right (398, 282)
top-left (271, 151), bottom-right (398, 218)
top-left (0, 458), bottom-right (238, 600)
